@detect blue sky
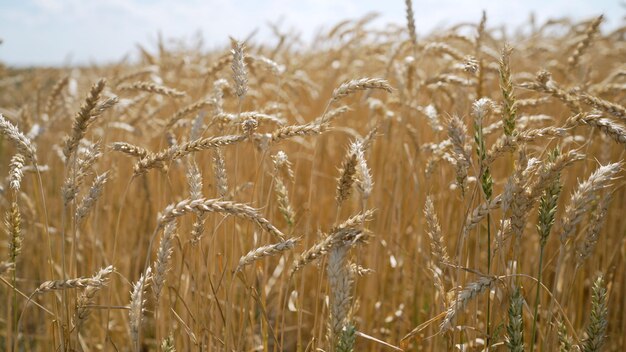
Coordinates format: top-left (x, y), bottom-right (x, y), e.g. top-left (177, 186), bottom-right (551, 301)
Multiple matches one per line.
top-left (0, 0), bottom-right (623, 66)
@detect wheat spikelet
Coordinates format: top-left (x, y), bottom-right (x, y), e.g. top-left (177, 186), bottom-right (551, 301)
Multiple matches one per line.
top-left (245, 54), bottom-right (285, 76)
top-left (404, 0), bottom-right (417, 49)
top-left (6, 201), bottom-right (22, 261)
top-left (327, 244), bottom-right (353, 351)
top-left (579, 93), bottom-right (626, 120)
top-left (425, 74), bottom-right (477, 87)
top-left (353, 141), bottom-right (373, 200)
top-left (447, 116), bottom-right (471, 193)
top-left (273, 177), bottom-right (295, 225)
top-left (484, 134), bottom-right (517, 165)
top-left (315, 105), bottom-right (351, 125)
top-left (334, 209), bottom-right (375, 232)
top-left (75, 265), bottom-right (114, 330)
top-left (572, 113), bottom-right (626, 148)
top-left (290, 228), bottom-right (367, 276)
top-left (576, 192), bottom-right (612, 266)
top-left (134, 134), bottom-right (246, 175)
top-left (129, 267), bottom-right (152, 351)
top-left (153, 221), bottom-right (176, 302)
top-left (217, 111), bottom-right (286, 126)
top-left (424, 42), bottom-right (465, 61)
top-left (440, 275), bottom-right (497, 331)
top-left (498, 44), bottom-right (518, 137)
top-left (114, 65), bottom-right (158, 86)
top-left (424, 196), bottom-right (450, 265)
top-left (161, 334), bottom-right (176, 352)
top-left (230, 38), bottom-right (248, 99)
top-left (336, 324), bottom-right (356, 352)
top-left (350, 263), bottom-right (374, 276)
top-left (336, 144), bottom-right (358, 205)
top-left (331, 78), bottom-right (392, 102)
top-left (241, 116), bottom-right (259, 136)
top-left (506, 286), bottom-right (525, 352)
top-left (291, 212), bottom-right (373, 276)
top-left (165, 99), bottom-right (213, 128)
top-left (557, 319), bottom-right (575, 352)
top-left (75, 172), bottom-right (109, 224)
top-left (561, 162), bottom-right (622, 243)
top-left (118, 81), bottom-right (186, 97)
top-left (185, 161), bottom-right (207, 244)
top-left (62, 142), bottom-right (103, 205)
top-left (44, 76), bottom-right (69, 118)
top-left (462, 195), bottom-right (503, 238)
top-left (110, 142), bottom-right (149, 158)
top-left (536, 150), bottom-right (563, 247)
top-left (212, 148), bottom-right (229, 199)
top-left (63, 79), bottom-right (110, 160)
top-left (36, 277), bottom-right (104, 293)
top-left (483, 114), bottom-right (553, 136)
top-left (270, 121), bottom-right (329, 144)
top-left (9, 154), bottom-right (25, 192)
top-left (272, 150), bottom-right (295, 182)
top-left (158, 198), bottom-right (285, 240)
top-left (528, 151), bottom-right (585, 200)
top-left (521, 71), bottom-right (581, 113)
top-left (0, 114), bottom-right (37, 160)
top-left (236, 237), bottom-right (299, 272)
top-left (484, 128), bottom-right (566, 165)
top-left (581, 275), bottom-right (608, 352)
top-left (568, 15), bottom-right (603, 69)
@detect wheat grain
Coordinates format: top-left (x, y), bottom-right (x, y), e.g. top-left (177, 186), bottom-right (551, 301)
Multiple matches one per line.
top-left (118, 81), bottom-right (186, 97)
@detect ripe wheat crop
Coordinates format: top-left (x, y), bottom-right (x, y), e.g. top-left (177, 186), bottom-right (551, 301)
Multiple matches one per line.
top-left (0, 3), bottom-right (624, 351)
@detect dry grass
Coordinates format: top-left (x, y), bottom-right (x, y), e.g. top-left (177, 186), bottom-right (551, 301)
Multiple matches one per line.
top-left (0, 7), bottom-right (625, 352)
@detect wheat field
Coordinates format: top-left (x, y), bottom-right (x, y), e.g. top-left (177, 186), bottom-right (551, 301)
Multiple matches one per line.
top-left (0, 3), bottom-right (625, 351)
